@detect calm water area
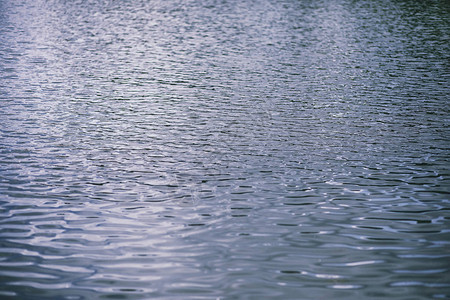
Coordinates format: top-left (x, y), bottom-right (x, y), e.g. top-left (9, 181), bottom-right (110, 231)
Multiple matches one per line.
top-left (0, 0), bottom-right (449, 299)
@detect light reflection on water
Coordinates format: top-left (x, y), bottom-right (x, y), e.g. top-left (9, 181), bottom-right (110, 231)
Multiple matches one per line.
top-left (0, 0), bottom-right (449, 299)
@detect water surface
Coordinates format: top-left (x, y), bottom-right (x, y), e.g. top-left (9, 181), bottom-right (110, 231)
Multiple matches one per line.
top-left (0, 0), bottom-right (449, 299)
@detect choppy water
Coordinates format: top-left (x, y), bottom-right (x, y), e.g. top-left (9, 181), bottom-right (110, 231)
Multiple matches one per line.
top-left (0, 0), bottom-right (449, 299)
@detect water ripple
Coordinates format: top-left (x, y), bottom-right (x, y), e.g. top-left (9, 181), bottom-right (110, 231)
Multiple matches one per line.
top-left (1, 0), bottom-right (449, 299)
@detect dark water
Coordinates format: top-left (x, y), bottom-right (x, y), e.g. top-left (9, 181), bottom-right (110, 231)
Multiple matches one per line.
top-left (0, 0), bottom-right (449, 299)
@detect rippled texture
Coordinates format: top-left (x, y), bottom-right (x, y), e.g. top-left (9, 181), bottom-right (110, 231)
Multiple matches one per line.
top-left (0, 0), bottom-right (449, 299)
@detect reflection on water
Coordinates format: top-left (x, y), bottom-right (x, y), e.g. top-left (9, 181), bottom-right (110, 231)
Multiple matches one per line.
top-left (0, 0), bottom-right (449, 299)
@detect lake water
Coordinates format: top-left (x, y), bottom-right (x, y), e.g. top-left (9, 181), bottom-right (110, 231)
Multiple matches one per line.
top-left (0, 0), bottom-right (449, 299)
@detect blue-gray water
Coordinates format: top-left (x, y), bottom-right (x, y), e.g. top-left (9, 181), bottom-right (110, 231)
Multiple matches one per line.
top-left (0, 0), bottom-right (449, 299)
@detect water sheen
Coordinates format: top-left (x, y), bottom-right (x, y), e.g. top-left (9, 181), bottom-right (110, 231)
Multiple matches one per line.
top-left (0, 0), bottom-right (449, 299)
